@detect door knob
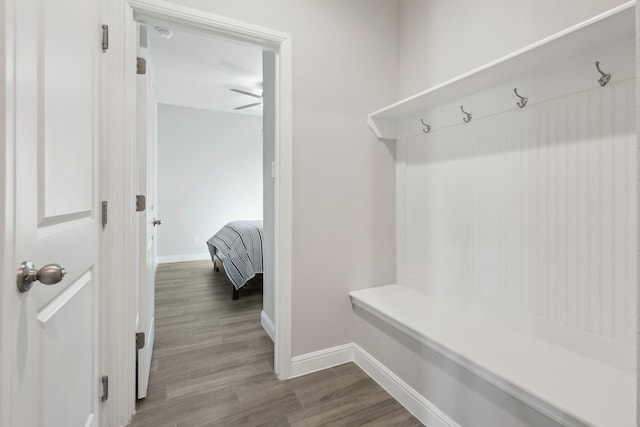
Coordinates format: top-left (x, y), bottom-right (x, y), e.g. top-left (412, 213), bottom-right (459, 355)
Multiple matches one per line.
top-left (153, 218), bottom-right (162, 226)
top-left (17, 261), bottom-right (67, 293)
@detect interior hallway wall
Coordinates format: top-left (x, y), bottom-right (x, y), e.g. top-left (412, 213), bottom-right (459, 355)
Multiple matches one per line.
top-left (164, 0), bottom-right (399, 356)
top-left (156, 103), bottom-right (263, 262)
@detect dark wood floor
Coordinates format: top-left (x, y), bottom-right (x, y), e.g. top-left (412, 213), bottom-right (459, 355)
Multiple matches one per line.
top-left (128, 260), bottom-right (422, 427)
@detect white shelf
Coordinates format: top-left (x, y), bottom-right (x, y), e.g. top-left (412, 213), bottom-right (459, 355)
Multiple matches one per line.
top-left (350, 285), bottom-right (635, 427)
top-left (368, 1), bottom-right (636, 141)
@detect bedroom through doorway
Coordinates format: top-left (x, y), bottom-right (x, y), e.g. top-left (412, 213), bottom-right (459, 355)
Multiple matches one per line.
top-left (134, 23), bottom-right (277, 400)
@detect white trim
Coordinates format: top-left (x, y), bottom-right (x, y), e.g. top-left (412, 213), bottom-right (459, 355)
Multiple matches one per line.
top-left (157, 253), bottom-right (210, 264)
top-left (127, 0), bottom-right (295, 381)
top-left (287, 342), bottom-right (457, 427)
top-left (352, 344), bottom-right (459, 427)
top-left (260, 310), bottom-right (275, 342)
top-left (100, 1), bottom-right (138, 426)
top-left (289, 343), bottom-right (353, 379)
top-left (127, 0), bottom-right (289, 49)
top-left (125, 0), bottom-right (293, 382)
top-left (273, 35), bottom-right (293, 379)
top-left (0, 0), bottom-right (15, 425)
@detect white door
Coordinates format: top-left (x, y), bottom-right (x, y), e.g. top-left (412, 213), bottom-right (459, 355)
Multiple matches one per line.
top-left (11, 0), bottom-right (102, 426)
top-left (136, 24), bottom-right (158, 399)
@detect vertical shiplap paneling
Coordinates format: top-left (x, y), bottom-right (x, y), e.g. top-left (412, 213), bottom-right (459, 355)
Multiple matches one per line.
top-left (612, 81), bottom-right (628, 344)
top-left (520, 108), bottom-right (532, 312)
top-left (587, 87), bottom-right (602, 336)
top-left (504, 110), bottom-right (518, 309)
top-left (601, 82), bottom-right (615, 340)
top-left (538, 102), bottom-right (550, 320)
top-left (625, 79), bottom-right (637, 346)
top-left (528, 105), bottom-right (541, 316)
top-left (494, 115), bottom-right (511, 304)
top-left (556, 96), bottom-right (569, 327)
top-left (547, 98), bottom-right (560, 324)
top-left (566, 93), bottom-right (579, 329)
top-left (405, 79), bottom-right (636, 348)
top-left (576, 90), bottom-right (591, 333)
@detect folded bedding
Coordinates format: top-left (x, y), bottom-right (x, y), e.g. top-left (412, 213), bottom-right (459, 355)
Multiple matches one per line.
top-left (206, 220), bottom-right (263, 290)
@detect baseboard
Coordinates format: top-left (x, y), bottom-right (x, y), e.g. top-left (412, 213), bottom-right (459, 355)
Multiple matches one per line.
top-left (352, 344), bottom-right (459, 427)
top-left (261, 310), bottom-right (275, 342)
top-left (289, 343), bottom-right (353, 379)
top-left (157, 253), bottom-right (211, 264)
top-left (288, 342), bottom-right (455, 425)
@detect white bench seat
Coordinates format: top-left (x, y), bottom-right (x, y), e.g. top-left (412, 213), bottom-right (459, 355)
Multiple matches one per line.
top-left (349, 284), bottom-right (635, 427)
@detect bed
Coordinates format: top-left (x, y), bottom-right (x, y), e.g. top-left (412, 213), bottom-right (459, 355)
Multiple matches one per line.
top-left (206, 220), bottom-right (263, 300)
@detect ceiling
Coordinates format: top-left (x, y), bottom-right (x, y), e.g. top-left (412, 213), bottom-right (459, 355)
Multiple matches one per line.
top-left (149, 26), bottom-right (263, 116)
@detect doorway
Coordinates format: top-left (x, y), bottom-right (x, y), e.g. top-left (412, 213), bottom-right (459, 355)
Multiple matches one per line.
top-left (135, 22), bottom-right (276, 398)
top-left (101, 2), bottom-right (293, 423)
top-left (129, 0), bottom-right (293, 372)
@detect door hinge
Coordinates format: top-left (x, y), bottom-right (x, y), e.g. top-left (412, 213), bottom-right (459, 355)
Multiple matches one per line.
top-left (136, 195), bottom-right (146, 212)
top-left (136, 57), bottom-right (147, 75)
top-left (101, 375), bottom-right (109, 401)
top-left (136, 332), bottom-right (145, 350)
top-left (101, 201), bottom-right (108, 227)
top-left (102, 25), bottom-right (109, 52)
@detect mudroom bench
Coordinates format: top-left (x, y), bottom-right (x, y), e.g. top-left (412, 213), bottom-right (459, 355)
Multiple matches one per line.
top-left (349, 285), bottom-right (635, 427)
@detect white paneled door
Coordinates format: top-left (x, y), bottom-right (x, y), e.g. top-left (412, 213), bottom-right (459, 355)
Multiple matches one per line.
top-left (11, 0), bottom-right (101, 425)
top-left (136, 24), bottom-right (157, 400)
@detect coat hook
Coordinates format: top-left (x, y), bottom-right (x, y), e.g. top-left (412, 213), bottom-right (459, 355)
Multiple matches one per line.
top-left (460, 105), bottom-right (472, 123)
top-left (513, 88), bottom-right (528, 108)
top-left (420, 118), bottom-right (431, 133)
top-left (595, 61), bottom-right (610, 87)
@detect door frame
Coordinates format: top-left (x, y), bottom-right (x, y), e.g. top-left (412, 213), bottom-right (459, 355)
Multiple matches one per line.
top-left (101, 0), bottom-right (293, 421)
top-left (126, 0), bottom-right (293, 377)
top-left (0, 0), bottom-right (15, 425)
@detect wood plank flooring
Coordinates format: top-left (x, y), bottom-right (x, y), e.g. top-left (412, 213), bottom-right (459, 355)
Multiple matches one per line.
top-left (128, 260), bottom-right (422, 427)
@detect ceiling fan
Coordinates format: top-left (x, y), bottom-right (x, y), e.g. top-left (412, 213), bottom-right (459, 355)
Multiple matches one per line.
top-left (231, 88), bottom-right (263, 110)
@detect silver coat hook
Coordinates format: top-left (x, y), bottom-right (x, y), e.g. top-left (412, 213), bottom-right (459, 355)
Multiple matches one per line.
top-left (420, 118), bottom-right (431, 133)
top-left (460, 105), bottom-right (472, 123)
top-left (513, 88), bottom-right (528, 108)
top-left (595, 61), bottom-right (610, 87)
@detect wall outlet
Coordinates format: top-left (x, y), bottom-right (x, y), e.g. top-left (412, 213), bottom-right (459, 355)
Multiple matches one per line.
top-left (193, 236), bottom-right (199, 245)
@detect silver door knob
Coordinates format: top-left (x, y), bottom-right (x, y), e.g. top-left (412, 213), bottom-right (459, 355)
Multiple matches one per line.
top-left (17, 261), bottom-right (67, 293)
top-left (153, 218), bottom-right (162, 226)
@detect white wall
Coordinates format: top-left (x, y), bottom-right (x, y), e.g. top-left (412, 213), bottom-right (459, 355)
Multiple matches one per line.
top-left (398, 0), bottom-right (629, 97)
top-left (162, 0), bottom-right (399, 356)
top-left (156, 103), bottom-right (263, 261)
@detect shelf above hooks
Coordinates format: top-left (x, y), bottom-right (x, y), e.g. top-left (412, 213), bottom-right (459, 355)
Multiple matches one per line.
top-left (367, 1), bottom-right (634, 142)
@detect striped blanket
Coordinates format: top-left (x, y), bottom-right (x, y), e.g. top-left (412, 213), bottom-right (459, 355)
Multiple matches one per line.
top-left (206, 220), bottom-right (263, 290)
